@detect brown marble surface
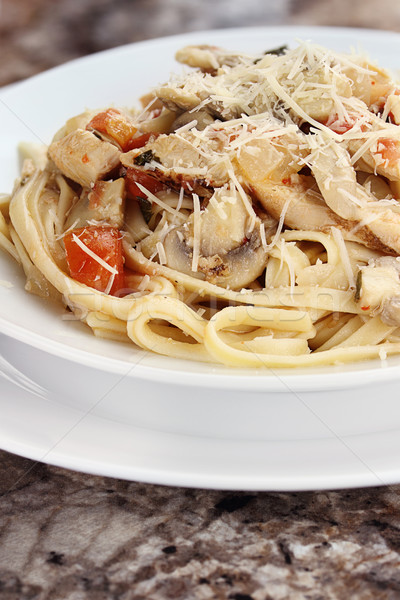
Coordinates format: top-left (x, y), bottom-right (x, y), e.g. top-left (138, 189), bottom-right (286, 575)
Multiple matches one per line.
top-left (2, 0), bottom-right (400, 598)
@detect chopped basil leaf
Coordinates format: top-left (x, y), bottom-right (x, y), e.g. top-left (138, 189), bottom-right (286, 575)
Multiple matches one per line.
top-left (134, 150), bottom-right (160, 166)
top-left (138, 197), bottom-right (153, 223)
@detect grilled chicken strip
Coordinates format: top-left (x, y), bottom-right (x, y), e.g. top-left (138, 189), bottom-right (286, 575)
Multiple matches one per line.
top-left (49, 129), bottom-right (121, 188)
top-left (310, 140), bottom-right (400, 254)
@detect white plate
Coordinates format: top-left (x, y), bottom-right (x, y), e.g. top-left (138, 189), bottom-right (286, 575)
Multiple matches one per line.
top-left (2, 26), bottom-right (400, 490)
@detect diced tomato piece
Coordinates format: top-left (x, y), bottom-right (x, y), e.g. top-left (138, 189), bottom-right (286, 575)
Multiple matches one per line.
top-left (86, 109), bottom-right (137, 151)
top-left (323, 113), bottom-right (355, 134)
top-left (124, 132), bottom-right (159, 151)
top-left (376, 138), bottom-right (400, 166)
top-left (125, 167), bottom-right (164, 199)
top-left (64, 226), bottom-right (125, 296)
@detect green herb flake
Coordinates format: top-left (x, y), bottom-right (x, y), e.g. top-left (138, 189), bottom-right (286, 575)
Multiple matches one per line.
top-left (265, 44), bottom-right (288, 56)
top-left (138, 197), bottom-right (153, 223)
top-left (355, 270), bottom-right (362, 301)
top-left (134, 150), bottom-right (160, 166)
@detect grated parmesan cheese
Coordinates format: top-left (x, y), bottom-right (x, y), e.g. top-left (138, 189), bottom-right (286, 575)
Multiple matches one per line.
top-left (191, 193), bottom-right (201, 272)
top-left (156, 241), bottom-right (167, 265)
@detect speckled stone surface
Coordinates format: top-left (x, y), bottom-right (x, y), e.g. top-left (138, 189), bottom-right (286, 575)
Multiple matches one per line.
top-left (2, 1), bottom-right (400, 598)
top-left (1, 451), bottom-right (400, 600)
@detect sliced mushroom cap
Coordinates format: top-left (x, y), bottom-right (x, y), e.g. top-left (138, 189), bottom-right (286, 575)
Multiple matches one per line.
top-left (156, 79), bottom-right (243, 121)
top-left (156, 86), bottom-right (202, 114)
top-left (65, 178), bottom-right (125, 231)
top-left (175, 44), bottom-right (259, 71)
top-left (170, 109), bottom-right (215, 133)
top-left (163, 186), bottom-right (268, 289)
top-left (164, 228), bottom-right (266, 289)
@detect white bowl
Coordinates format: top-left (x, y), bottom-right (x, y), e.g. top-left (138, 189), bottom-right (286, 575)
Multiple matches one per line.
top-left (2, 26), bottom-right (400, 490)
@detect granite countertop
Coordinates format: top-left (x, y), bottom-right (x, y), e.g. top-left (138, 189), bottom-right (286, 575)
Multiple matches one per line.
top-left (2, 0), bottom-right (400, 598)
top-left (2, 452), bottom-right (400, 600)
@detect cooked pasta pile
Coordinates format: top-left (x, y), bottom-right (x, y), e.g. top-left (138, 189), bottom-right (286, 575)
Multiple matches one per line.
top-left (3, 40), bottom-right (400, 367)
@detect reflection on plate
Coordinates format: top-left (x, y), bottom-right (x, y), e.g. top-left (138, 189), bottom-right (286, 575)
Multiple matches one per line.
top-left (2, 26), bottom-right (400, 489)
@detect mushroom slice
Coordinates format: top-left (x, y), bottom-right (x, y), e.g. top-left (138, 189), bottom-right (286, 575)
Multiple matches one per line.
top-left (138, 108), bottom-right (177, 134)
top-left (48, 129), bottom-right (121, 188)
top-left (65, 178), bottom-right (125, 231)
top-left (170, 109), bottom-right (215, 133)
top-left (156, 86), bottom-right (203, 114)
top-left (155, 74), bottom-right (243, 121)
top-left (163, 186), bottom-right (268, 289)
top-left (356, 257), bottom-right (400, 325)
top-left (175, 45), bottom-right (254, 71)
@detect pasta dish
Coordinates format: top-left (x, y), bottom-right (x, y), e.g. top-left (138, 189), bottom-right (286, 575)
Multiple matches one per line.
top-left (3, 40), bottom-right (400, 368)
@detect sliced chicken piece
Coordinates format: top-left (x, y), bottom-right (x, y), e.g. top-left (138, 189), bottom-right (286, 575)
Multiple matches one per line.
top-left (242, 170), bottom-right (397, 254)
top-left (48, 129), bottom-right (121, 188)
top-left (246, 174), bottom-right (354, 232)
top-left (163, 185), bottom-right (268, 289)
top-left (356, 257), bottom-right (400, 325)
top-left (310, 140), bottom-right (400, 254)
top-left (65, 178), bottom-right (125, 230)
top-left (342, 59), bottom-right (394, 109)
top-left (121, 132), bottom-right (229, 195)
top-left (385, 94), bottom-right (400, 125)
top-left (234, 134), bottom-right (308, 185)
top-left (346, 115), bottom-right (400, 182)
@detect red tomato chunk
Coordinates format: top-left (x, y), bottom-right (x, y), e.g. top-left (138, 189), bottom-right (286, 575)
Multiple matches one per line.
top-left (86, 109), bottom-right (137, 151)
top-left (377, 138), bottom-right (400, 166)
top-left (124, 132), bottom-right (159, 151)
top-left (64, 226), bottom-right (125, 296)
top-left (125, 167), bottom-right (164, 199)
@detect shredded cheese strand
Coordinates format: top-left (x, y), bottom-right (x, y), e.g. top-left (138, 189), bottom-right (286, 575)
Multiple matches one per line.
top-left (71, 233), bottom-right (118, 275)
